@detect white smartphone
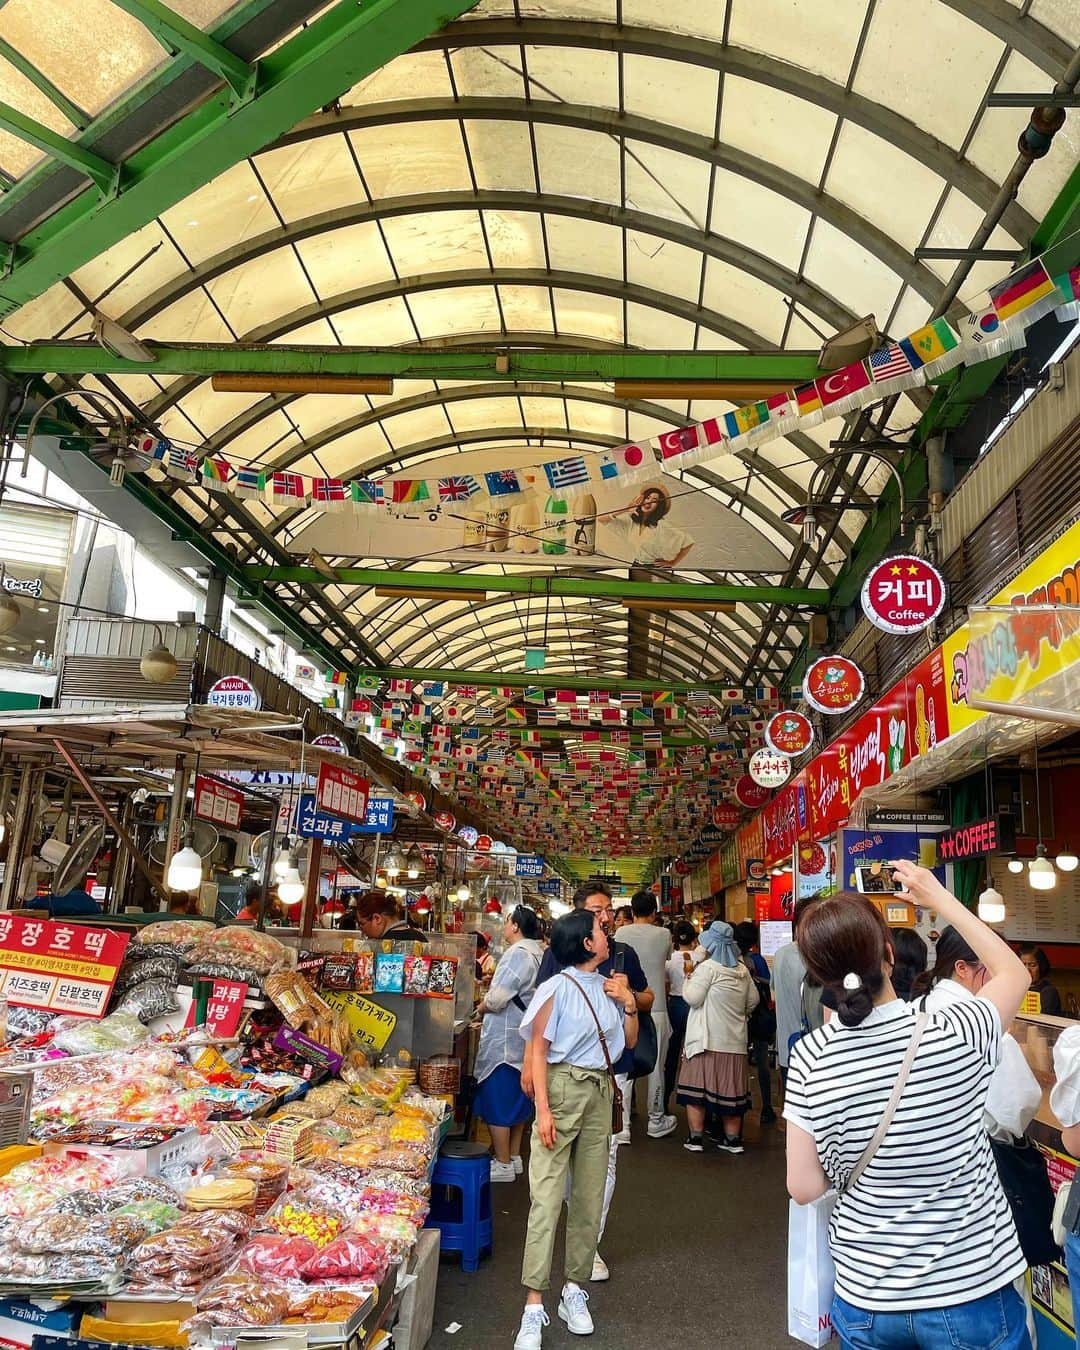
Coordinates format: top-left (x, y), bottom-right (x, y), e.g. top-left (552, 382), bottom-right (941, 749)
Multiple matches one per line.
top-left (853, 862), bottom-right (905, 895)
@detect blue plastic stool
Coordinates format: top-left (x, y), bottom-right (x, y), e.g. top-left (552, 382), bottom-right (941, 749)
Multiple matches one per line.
top-left (425, 1140), bottom-right (493, 1271)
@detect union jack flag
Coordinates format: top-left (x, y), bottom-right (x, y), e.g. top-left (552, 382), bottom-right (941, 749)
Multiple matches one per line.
top-left (438, 475), bottom-right (479, 501)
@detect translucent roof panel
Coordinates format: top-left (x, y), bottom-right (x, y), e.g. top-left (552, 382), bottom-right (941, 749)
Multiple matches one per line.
top-left (3, 0), bottom-right (1075, 699)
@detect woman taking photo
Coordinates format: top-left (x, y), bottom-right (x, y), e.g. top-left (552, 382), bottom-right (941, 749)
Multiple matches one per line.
top-left (785, 860), bottom-right (1032, 1349)
top-left (677, 920), bottom-right (759, 1154)
top-left (513, 908), bottom-right (638, 1350)
top-left (473, 905), bottom-right (545, 1184)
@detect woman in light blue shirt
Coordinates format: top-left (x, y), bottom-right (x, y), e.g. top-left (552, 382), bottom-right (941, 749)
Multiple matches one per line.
top-left (474, 905), bottom-right (545, 1183)
top-left (513, 908), bottom-right (638, 1350)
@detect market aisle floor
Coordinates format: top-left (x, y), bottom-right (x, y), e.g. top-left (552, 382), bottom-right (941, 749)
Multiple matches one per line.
top-left (427, 1103), bottom-right (792, 1349)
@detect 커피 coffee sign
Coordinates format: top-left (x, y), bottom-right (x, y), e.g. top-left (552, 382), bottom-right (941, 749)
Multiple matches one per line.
top-left (936, 815), bottom-right (1015, 862)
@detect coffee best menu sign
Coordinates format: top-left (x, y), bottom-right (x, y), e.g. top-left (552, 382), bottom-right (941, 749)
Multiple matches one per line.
top-left (0, 914), bottom-right (129, 1017)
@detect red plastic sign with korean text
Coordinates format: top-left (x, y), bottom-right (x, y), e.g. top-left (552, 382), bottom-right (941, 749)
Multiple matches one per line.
top-left (0, 914), bottom-right (129, 1018)
top-left (765, 711), bottom-right (815, 758)
top-left (735, 775), bottom-right (771, 809)
top-left (194, 775), bottom-right (244, 828)
top-left (184, 977), bottom-right (248, 1037)
top-left (803, 656), bottom-right (865, 716)
top-left (861, 554), bottom-right (947, 636)
top-left (315, 761), bottom-right (370, 826)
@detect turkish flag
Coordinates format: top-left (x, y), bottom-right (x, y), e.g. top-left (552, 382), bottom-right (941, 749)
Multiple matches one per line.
top-left (814, 362), bottom-right (872, 408)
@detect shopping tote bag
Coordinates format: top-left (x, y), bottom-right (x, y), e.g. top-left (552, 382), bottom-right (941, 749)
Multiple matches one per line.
top-left (787, 1192), bottom-right (837, 1346)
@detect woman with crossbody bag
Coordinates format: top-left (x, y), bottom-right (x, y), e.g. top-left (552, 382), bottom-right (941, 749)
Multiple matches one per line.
top-left (513, 908), bottom-right (638, 1350)
top-left (786, 861), bottom-right (1033, 1350)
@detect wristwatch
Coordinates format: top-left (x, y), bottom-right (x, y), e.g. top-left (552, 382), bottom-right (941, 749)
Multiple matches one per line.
top-left (624, 1006), bottom-right (639, 1017)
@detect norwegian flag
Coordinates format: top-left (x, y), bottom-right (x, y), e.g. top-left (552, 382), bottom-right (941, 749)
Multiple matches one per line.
top-left (588, 690), bottom-right (609, 706)
top-left (610, 729), bottom-right (630, 745)
top-left (269, 470), bottom-right (307, 503)
top-left (569, 707), bottom-right (591, 726)
top-left (437, 475), bottom-right (479, 502)
top-left (310, 477), bottom-right (348, 512)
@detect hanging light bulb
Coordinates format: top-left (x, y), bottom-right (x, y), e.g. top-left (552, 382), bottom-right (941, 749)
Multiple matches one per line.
top-left (977, 886), bottom-right (1006, 923)
top-left (405, 844), bottom-right (423, 880)
top-left (1007, 857), bottom-right (1025, 874)
top-left (278, 867), bottom-right (304, 906)
top-left (383, 844), bottom-right (405, 878)
top-left (166, 839), bottom-right (203, 892)
top-left (456, 883), bottom-right (471, 902)
top-left (272, 839), bottom-right (295, 881)
top-left (1029, 845), bottom-right (1057, 891)
top-left (1056, 845), bottom-right (1079, 872)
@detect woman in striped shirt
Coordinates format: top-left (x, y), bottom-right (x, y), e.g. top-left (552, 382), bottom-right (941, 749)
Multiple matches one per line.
top-left (785, 860), bottom-right (1032, 1350)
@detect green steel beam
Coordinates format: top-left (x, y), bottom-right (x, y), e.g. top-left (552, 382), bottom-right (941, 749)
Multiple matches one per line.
top-left (0, 0), bottom-right (481, 318)
top-left (0, 342), bottom-right (824, 384)
top-left (109, 0), bottom-right (255, 100)
top-left (359, 668), bottom-right (754, 693)
top-left (0, 38), bottom-right (90, 129)
top-left (241, 566), bottom-right (830, 607)
top-left (0, 104), bottom-right (117, 196)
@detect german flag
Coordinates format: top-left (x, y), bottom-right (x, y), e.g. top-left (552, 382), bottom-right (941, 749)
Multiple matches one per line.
top-left (989, 260), bottom-right (1056, 322)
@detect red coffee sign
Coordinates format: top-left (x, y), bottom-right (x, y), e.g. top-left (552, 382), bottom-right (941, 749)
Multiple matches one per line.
top-left (735, 774), bottom-right (772, 809)
top-left (765, 711), bottom-right (815, 758)
top-left (937, 817), bottom-right (999, 861)
top-left (803, 656), bottom-right (865, 716)
top-left (315, 761), bottom-right (370, 826)
top-left (712, 804), bottom-right (742, 830)
top-left (0, 915), bottom-right (129, 1018)
top-left (861, 554), bottom-right (947, 636)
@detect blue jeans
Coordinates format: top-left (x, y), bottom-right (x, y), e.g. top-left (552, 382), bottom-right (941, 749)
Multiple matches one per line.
top-left (1065, 1229), bottom-right (1080, 1340)
top-left (831, 1287), bottom-right (1032, 1350)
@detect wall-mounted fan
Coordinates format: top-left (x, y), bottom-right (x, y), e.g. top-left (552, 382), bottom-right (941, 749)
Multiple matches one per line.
top-left (19, 821), bottom-right (106, 900)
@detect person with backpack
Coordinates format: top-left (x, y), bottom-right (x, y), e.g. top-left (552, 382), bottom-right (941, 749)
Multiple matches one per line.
top-left (735, 920), bottom-right (778, 1125)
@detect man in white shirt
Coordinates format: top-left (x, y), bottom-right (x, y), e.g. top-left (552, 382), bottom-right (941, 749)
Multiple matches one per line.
top-left (617, 891), bottom-right (676, 1138)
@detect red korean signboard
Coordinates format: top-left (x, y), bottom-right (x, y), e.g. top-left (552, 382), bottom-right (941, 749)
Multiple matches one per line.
top-left (803, 656), bottom-right (865, 716)
top-left (905, 646), bottom-right (949, 758)
top-left (315, 760), bottom-right (370, 826)
top-left (763, 773), bottom-right (809, 862)
top-left (194, 775), bottom-right (244, 829)
top-left (712, 804), bottom-right (742, 830)
top-left (735, 774), bottom-right (771, 809)
top-left (765, 711), bottom-right (814, 758)
top-left (861, 554), bottom-right (947, 636)
top-left (0, 914), bottom-right (129, 1018)
top-left (184, 977), bottom-right (248, 1037)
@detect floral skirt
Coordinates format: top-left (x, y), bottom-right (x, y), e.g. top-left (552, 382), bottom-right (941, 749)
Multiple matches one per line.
top-left (675, 1049), bottom-right (751, 1115)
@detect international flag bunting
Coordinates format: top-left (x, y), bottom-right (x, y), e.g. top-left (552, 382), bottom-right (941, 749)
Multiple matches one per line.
top-left (899, 317), bottom-right (963, 379)
top-left (320, 695), bottom-right (339, 709)
top-left (506, 706), bottom-right (526, 725)
top-left (325, 669), bottom-right (348, 686)
top-left (350, 696), bottom-right (373, 715)
top-left (269, 471), bottom-right (307, 504)
top-left (794, 382), bottom-right (823, 425)
top-left (588, 691), bottom-right (609, 706)
top-left (484, 469), bottom-right (523, 497)
top-left (166, 446), bottom-right (198, 481)
top-left (543, 456), bottom-right (591, 496)
top-left (356, 674), bottom-right (380, 692)
top-left (764, 390), bottom-right (798, 435)
top-left (724, 403), bottom-right (765, 441)
top-left (350, 480), bottom-right (383, 506)
top-left (990, 259), bottom-right (1058, 325)
top-left (472, 705), bottom-right (495, 723)
top-left (555, 690), bottom-right (579, 704)
top-left (598, 443), bottom-right (652, 483)
top-left (867, 341), bottom-right (918, 393)
top-left (619, 691), bottom-right (642, 707)
top-left (537, 707), bottom-right (558, 725)
top-left (662, 704), bottom-right (686, 723)
top-left (524, 686), bottom-right (546, 705)
top-left (201, 456), bottom-right (233, 492)
top-left (569, 707), bottom-right (591, 725)
top-left (455, 685), bottom-right (478, 700)
top-left (1053, 265), bottom-right (1080, 323)
top-left (600, 707), bottom-right (622, 724)
top-left (495, 686), bottom-right (515, 700)
top-left (655, 426), bottom-right (702, 461)
top-left (815, 360), bottom-right (872, 415)
top-left (387, 678), bottom-right (413, 700)
top-left (437, 475), bottom-right (479, 501)
top-left (135, 434), bottom-right (170, 465)
top-left (520, 730), bottom-right (541, 745)
top-left (631, 707), bottom-right (654, 726)
top-left (420, 681), bottom-right (445, 698)
top-left (652, 690), bottom-right (675, 706)
top-left (311, 477), bottom-right (348, 512)
top-left (642, 730), bottom-right (663, 748)
top-left (958, 307), bottom-right (1026, 364)
top-left (687, 689), bottom-right (710, 705)
top-left (389, 479), bottom-right (430, 506)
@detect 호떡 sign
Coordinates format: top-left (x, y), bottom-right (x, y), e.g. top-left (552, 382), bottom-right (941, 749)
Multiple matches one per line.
top-left (0, 914), bottom-right (129, 1018)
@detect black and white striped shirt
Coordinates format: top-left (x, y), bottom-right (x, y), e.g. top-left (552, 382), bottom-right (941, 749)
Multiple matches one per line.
top-left (784, 997), bottom-right (1025, 1312)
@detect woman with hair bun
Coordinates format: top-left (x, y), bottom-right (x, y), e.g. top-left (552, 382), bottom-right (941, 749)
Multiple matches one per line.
top-left (785, 862), bottom-right (1032, 1349)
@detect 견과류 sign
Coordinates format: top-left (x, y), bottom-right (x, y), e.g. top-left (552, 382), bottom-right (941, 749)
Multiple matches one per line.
top-left (193, 775), bottom-right (244, 828)
top-left (315, 761), bottom-right (369, 826)
top-left (296, 794), bottom-right (393, 840)
top-left (0, 915), bottom-right (129, 1017)
top-left (184, 977), bottom-right (248, 1037)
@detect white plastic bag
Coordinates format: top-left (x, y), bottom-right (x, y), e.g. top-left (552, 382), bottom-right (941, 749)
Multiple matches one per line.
top-left (787, 1192), bottom-right (838, 1347)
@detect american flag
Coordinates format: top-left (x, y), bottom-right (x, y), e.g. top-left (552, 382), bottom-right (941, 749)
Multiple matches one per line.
top-left (543, 456), bottom-right (590, 492)
top-left (868, 343), bottom-right (914, 384)
top-left (438, 475), bottom-right (478, 501)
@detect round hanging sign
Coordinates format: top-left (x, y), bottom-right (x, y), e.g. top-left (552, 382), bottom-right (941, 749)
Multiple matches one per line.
top-left (861, 554), bottom-right (947, 636)
top-left (734, 774), bottom-right (772, 809)
top-left (748, 749), bottom-right (792, 789)
top-left (674, 860), bottom-right (691, 876)
top-left (312, 733), bottom-right (346, 755)
top-left (433, 810), bottom-right (456, 833)
top-left (206, 675), bottom-right (262, 713)
top-left (765, 711), bottom-right (815, 758)
top-left (458, 825), bottom-right (479, 846)
top-left (475, 834), bottom-right (493, 853)
top-left (712, 804), bottom-right (742, 830)
top-left (405, 791), bottom-right (426, 814)
top-left (802, 655), bottom-right (865, 716)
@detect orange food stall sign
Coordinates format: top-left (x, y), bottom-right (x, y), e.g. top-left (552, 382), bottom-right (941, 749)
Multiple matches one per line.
top-left (0, 914), bottom-right (129, 1018)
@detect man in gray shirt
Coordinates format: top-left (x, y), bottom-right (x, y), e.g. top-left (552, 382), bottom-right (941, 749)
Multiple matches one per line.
top-left (772, 896), bottom-right (823, 1081)
top-left (618, 891), bottom-right (676, 1138)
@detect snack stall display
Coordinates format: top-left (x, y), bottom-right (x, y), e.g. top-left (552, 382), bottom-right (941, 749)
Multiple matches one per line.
top-left (0, 913), bottom-right (458, 1350)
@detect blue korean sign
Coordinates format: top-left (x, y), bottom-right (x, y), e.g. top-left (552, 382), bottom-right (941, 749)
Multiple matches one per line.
top-left (514, 853), bottom-right (545, 878)
top-left (296, 794), bottom-right (394, 840)
top-left (537, 877), bottom-right (562, 896)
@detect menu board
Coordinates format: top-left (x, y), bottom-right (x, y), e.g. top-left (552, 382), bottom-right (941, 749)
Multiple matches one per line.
top-left (0, 914), bottom-right (129, 1017)
top-left (1000, 869), bottom-right (1080, 944)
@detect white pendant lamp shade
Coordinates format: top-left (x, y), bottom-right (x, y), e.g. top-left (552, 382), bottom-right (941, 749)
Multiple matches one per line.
top-left (1056, 846), bottom-right (1079, 872)
top-left (456, 883), bottom-right (471, 902)
top-left (406, 844), bottom-right (423, 879)
top-left (140, 643), bottom-right (178, 684)
top-left (167, 844), bottom-right (203, 892)
top-left (977, 887), bottom-right (1006, 923)
top-left (1029, 846), bottom-right (1057, 891)
top-left (383, 845), bottom-right (405, 877)
top-left (278, 868), bottom-right (304, 905)
top-left (1007, 858), bottom-right (1025, 874)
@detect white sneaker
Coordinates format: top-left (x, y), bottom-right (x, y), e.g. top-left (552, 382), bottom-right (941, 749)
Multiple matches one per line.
top-left (646, 1113), bottom-right (678, 1138)
top-left (511, 1154), bottom-right (524, 1175)
top-left (514, 1305), bottom-right (549, 1350)
top-left (490, 1159), bottom-right (517, 1183)
top-left (590, 1251), bottom-right (609, 1282)
top-left (612, 1126), bottom-right (631, 1146)
top-left (558, 1283), bottom-right (594, 1335)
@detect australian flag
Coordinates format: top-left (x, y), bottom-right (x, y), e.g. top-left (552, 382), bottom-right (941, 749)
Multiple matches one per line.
top-left (484, 469), bottom-right (522, 497)
top-left (438, 475), bottom-right (479, 501)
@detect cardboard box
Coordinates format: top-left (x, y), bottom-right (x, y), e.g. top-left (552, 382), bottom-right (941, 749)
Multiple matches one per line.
top-left (0, 1300), bottom-right (80, 1350)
